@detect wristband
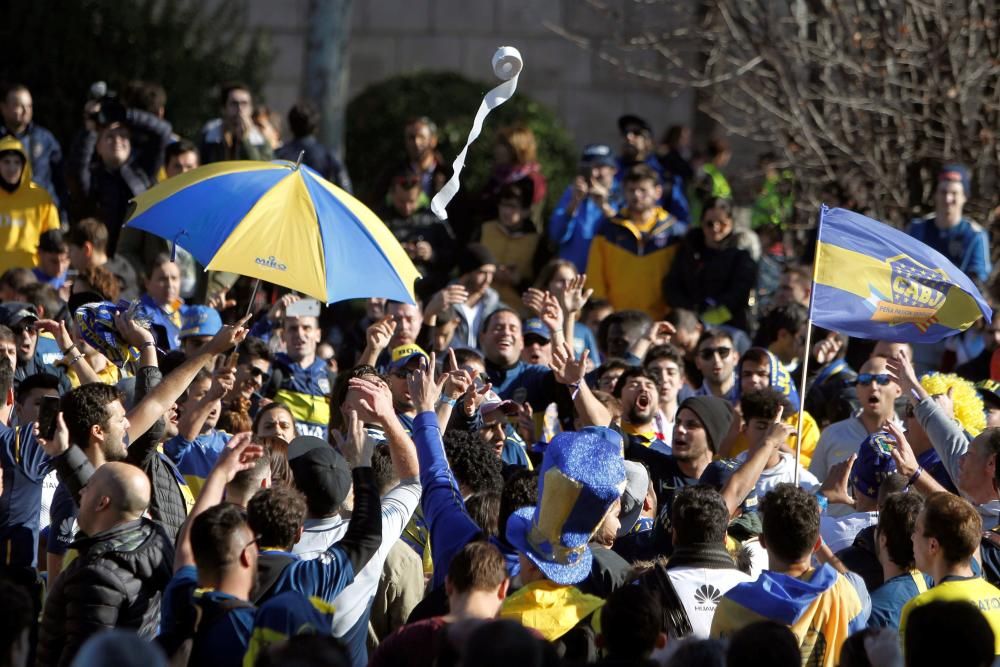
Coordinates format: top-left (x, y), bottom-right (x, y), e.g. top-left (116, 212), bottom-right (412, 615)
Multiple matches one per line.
top-left (66, 352), bottom-right (85, 367)
top-left (439, 396), bottom-right (458, 407)
top-left (569, 382), bottom-right (581, 400)
top-left (140, 341), bottom-right (157, 350)
top-left (906, 466), bottom-right (923, 488)
top-left (62, 344), bottom-right (79, 356)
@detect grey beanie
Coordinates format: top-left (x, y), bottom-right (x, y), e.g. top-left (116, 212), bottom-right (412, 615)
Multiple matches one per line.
top-left (678, 395), bottom-right (734, 452)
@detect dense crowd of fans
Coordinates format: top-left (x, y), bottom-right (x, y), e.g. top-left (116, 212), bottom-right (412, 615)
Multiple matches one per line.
top-left (0, 77), bottom-right (999, 667)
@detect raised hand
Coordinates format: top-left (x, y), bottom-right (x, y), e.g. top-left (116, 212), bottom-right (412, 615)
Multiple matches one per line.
top-left (267, 293), bottom-right (301, 321)
top-left (884, 421), bottom-right (919, 478)
top-left (559, 273), bottom-right (594, 315)
top-left (426, 285), bottom-right (469, 320)
top-left (884, 348), bottom-right (920, 396)
top-left (820, 452), bottom-right (857, 507)
top-left (812, 333), bottom-right (843, 365)
top-left (35, 413), bottom-right (70, 458)
top-left (204, 315), bottom-right (250, 356)
top-left (365, 315), bottom-right (397, 355)
top-left (407, 354), bottom-right (448, 413)
top-left (550, 341), bottom-right (589, 386)
top-left (346, 375), bottom-right (396, 424)
top-left (643, 321), bottom-right (676, 347)
top-left (332, 409), bottom-right (376, 468)
top-left (213, 432), bottom-right (264, 482)
top-left (539, 291), bottom-right (564, 334)
top-left (521, 287), bottom-right (546, 317)
top-left (113, 311), bottom-right (155, 348)
top-left (36, 318), bottom-right (76, 353)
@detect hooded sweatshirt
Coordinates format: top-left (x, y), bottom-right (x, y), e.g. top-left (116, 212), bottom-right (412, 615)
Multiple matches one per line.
top-left (0, 136), bottom-right (59, 272)
top-left (711, 563), bottom-right (868, 667)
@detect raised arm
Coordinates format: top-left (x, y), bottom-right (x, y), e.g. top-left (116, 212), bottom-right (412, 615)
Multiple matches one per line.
top-left (343, 374), bottom-right (420, 481)
top-left (329, 410), bottom-right (380, 574)
top-left (127, 316), bottom-right (248, 440)
top-left (174, 433), bottom-right (262, 571)
top-left (719, 407), bottom-right (794, 517)
top-left (550, 342), bottom-right (610, 427)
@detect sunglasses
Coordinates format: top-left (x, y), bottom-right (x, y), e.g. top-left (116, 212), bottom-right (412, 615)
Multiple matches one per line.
top-left (699, 346), bottom-right (732, 361)
top-left (855, 373), bottom-right (892, 386)
top-left (11, 324), bottom-right (36, 336)
top-left (247, 367), bottom-right (270, 383)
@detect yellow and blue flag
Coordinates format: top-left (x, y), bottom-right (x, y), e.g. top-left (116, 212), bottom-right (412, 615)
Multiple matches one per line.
top-left (812, 206), bottom-right (991, 343)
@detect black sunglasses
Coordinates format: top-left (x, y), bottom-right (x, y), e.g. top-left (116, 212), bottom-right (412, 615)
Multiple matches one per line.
top-left (699, 346), bottom-right (732, 361)
top-left (855, 373), bottom-right (892, 387)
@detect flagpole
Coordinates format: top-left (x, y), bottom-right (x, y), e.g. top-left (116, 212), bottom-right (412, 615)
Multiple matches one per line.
top-left (794, 204), bottom-right (828, 484)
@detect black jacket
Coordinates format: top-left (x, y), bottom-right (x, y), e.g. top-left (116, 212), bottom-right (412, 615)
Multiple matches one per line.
top-left (125, 365), bottom-right (190, 539)
top-left (663, 227), bottom-right (757, 332)
top-left (38, 517), bottom-right (174, 667)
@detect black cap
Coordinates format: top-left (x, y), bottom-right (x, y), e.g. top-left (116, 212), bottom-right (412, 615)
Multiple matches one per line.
top-left (288, 436), bottom-right (352, 516)
top-left (0, 302), bottom-right (38, 328)
top-left (678, 395), bottom-right (734, 452)
top-left (617, 114), bottom-right (652, 136)
top-left (457, 243), bottom-right (498, 276)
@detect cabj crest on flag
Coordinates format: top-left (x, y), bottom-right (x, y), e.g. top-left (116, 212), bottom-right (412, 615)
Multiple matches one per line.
top-left (812, 207), bottom-right (991, 343)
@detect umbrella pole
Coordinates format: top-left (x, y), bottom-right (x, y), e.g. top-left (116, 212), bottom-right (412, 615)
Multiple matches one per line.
top-left (245, 278), bottom-right (261, 319)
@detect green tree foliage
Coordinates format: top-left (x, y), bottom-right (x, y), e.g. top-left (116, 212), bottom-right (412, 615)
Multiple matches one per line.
top-left (0, 0), bottom-right (271, 145)
top-left (346, 71), bottom-right (576, 216)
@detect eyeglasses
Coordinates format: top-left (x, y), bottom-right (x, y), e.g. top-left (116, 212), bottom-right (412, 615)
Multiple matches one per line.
top-left (11, 324), bottom-right (35, 336)
top-left (699, 346), bottom-right (732, 361)
top-left (855, 373), bottom-right (892, 386)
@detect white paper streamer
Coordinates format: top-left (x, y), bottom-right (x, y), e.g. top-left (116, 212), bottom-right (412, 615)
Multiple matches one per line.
top-left (430, 45), bottom-right (523, 220)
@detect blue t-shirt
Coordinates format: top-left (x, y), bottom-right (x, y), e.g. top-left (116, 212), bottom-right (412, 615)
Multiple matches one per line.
top-left (47, 482), bottom-right (78, 557)
top-left (164, 429), bottom-right (232, 497)
top-left (869, 571), bottom-right (932, 629)
top-left (0, 422), bottom-right (53, 568)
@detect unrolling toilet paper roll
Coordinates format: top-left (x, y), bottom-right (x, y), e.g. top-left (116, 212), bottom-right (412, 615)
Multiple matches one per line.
top-left (430, 46), bottom-right (523, 220)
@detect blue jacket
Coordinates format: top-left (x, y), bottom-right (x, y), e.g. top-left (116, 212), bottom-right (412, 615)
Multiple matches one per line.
top-left (163, 430), bottom-right (232, 497)
top-left (485, 359), bottom-right (558, 413)
top-left (908, 216), bottom-right (991, 286)
top-left (549, 187), bottom-right (614, 273)
top-left (267, 354), bottom-right (334, 439)
top-left (0, 422), bottom-right (55, 568)
top-left (412, 412), bottom-right (519, 591)
top-left (136, 294), bottom-right (183, 351)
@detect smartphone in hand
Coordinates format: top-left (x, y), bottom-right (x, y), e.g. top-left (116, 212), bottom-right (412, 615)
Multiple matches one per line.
top-left (37, 396), bottom-right (61, 440)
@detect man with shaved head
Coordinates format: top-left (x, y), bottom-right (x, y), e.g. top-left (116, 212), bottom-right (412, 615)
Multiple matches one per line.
top-left (37, 462), bottom-right (174, 667)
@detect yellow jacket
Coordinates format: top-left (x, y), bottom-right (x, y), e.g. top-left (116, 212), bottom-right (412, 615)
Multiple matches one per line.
top-left (0, 136), bottom-right (59, 273)
top-left (586, 207), bottom-right (685, 318)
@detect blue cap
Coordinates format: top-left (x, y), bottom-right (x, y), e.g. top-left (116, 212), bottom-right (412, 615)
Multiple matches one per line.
top-left (850, 432), bottom-right (898, 499)
top-left (522, 317), bottom-right (550, 343)
top-left (939, 163), bottom-right (971, 196)
top-left (179, 305), bottom-right (222, 339)
top-left (581, 143), bottom-right (616, 168)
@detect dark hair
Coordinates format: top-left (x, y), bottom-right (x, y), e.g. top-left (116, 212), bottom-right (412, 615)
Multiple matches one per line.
top-left (237, 336), bottom-right (271, 363)
top-left (612, 366), bottom-right (659, 398)
top-left (623, 164), bottom-right (661, 186)
top-left (739, 388), bottom-right (790, 423)
top-left (220, 81), bottom-right (251, 107)
top-left (67, 218), bottom-right (109, 253)
top-left (665, 307), bottom-right (701, 333)
top-left (76, 265), bottom-right (120, 301)
top-left (905, 600), bottom-right (995, 667)
top-left (665, 639), bottom-right (727, 667)
top-left (15, 372), bottom-right (60, 404)
top-left (760, 484), bottom-right (820, 562)
top-left (725, 620), bottom-right (805, 667)
top-left (594, 358), bottom-right (630, 387)
top-left (0, 579), bottom-right (35, 662)
top-left (256, 634), bottom-right (351, 667)
top-left (921, 492), bottom-right (982, 564)
top-left (499, 468), bottom-right (538, 539)
top-left (696, 327), bottom-right (734, 351)
top-left (447, 541), bottom-right (507, 593)
top-left (452, 347), bottom-right (485, 368)
top-left (61, 383), bottom-right (121, 447)
top-left (190, 503), bottom-right (249, 576)
top-left (534, 258), bottom-right (577, 291)
top-left (601, 585), bottom-right (664, 660)
top-left (702, 196), bottom-right (733, 218)
top-left (0, 267), bottom-right (36, 293)
top-left (18, 283), bottom-right (60, 321)
top-left (754, 303), bottom-right (809, 349)
top-left (165, 139), bottom-right (198, 165)
top-left (253, 402), bottom-right (297, 436)
top-left (598, 309), bottom-right (652, 354)
top-left (143, 252), bottom-right (176, 283)
top-left (287, 100), bottom-right (320, 138)
top-left (877, 473), bottom-right (909, 507)
top-left (329, 364), bottom-right (385, 433)
top-left (481, 307), bottom-right (522, 336)
top-left (123, 79), bottom-right (167, 114)
top-left (443, 430), bottom-right (503, 494)
top-left (707, 138), bottom-right (730, 158)
top-left (466, 491), bottom-right (501, 539)
top-left (460, 620), bottom-right (560, 667)
top-left (497, 182), bottom-right (531, 210)
top-left (671, 485), bottom-right (730, 546)
top-left (644, 343), bottom-right (684, 368)
top-left (877, 492), bottom-right (924, 571)
top-left (0, 357), bottom-right (13, 401)
top-left (371, 443), bottom-right (396, 495)
top-left (247, 485), bottom-right (308, 549)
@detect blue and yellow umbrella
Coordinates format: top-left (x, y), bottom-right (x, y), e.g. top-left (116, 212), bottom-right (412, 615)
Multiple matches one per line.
top-left (125, 159), bottom-right (420, 304)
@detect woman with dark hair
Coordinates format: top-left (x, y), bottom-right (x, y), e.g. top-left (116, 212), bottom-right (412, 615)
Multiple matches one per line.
top-left (663, 197), bottom-right (758, 333)
top-left (253, 402), bottom-right (297, 443)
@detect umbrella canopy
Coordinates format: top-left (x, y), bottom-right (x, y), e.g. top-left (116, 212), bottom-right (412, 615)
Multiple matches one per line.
top-left (125, 159), bottom-right (420, 304)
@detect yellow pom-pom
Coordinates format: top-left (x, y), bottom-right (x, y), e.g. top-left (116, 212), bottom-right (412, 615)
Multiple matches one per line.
top-left (919, 373), bottom-right (986, 437)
